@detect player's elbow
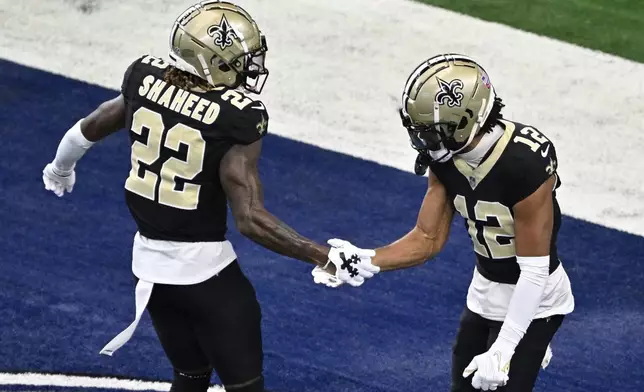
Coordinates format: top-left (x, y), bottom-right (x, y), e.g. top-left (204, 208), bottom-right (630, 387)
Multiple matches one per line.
top-left (392, 239), bottom-right (439, 270)
top-left (233, 207), bottom-right (263, 238)
top-left (235, 212), bottom-right (256, 238)
top-left (434, 232), bottom-right (449, 255)
top-left (418, 227), bottom-right (447, 261)
top-left (81, 95), bottom-right (126, 141)
top-left (417, 242), bottom-right (442, 265)
top-left (415, 240), bottom-right (437, 264)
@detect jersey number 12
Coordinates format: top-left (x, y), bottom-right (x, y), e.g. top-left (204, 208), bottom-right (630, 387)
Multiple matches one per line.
top-left (453, 195), bottom-right (516, 259)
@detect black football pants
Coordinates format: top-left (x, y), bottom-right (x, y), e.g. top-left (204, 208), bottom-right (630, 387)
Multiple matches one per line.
top-left (143, 261), bottom-right (264, 392)
top-left (452, 307), bottom-right (564, 392)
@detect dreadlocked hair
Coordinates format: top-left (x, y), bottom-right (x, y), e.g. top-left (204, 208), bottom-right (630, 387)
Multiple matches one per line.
top-left (163, 66), bottom-right (213, 91)
top-left (479, 97), bottom-right (505, 134)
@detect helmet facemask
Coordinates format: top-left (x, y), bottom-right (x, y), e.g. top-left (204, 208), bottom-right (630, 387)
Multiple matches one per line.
top-left (404, 120), bottom-right (454, 152)
top-left (228, 34), bottom-right (268, 94)
top-left (400, 102), bottom-right (459, 152)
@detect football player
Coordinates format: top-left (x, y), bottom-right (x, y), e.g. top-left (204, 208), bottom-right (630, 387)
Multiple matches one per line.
top-left (314, 54), bottom-right (574, 391)
top-left (41, 2), bottom-right (378, 392)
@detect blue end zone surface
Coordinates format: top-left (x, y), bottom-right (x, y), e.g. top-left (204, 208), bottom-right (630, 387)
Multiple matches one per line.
top-left (1, 59), bottom-right (643, 392)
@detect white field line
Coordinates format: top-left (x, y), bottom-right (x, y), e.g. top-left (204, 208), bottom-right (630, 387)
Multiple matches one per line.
top-left (0, 372), bottom-right (224, 391)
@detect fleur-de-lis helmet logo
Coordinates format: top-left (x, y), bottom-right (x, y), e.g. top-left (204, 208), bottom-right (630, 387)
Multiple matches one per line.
top-left (434, 77), bottom-right (464, 107)
top-left (207, 14), bottom-right (238, 50)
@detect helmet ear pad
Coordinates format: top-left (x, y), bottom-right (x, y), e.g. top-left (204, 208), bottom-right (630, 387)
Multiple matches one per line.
top-left (233, 72), bottom-right (244, 88)
top-left (457, 109), bottom-right (475, 133)
top-left (444, 109), bottom-right (476, 150)
top-left (211, 55), bottom-right (243, 88)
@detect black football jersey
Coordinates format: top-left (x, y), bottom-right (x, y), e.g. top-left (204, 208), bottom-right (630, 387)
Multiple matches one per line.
top-left (429, 120), bottom-right (562, 284)
top-left (120, 55), bottom-right (269, 242)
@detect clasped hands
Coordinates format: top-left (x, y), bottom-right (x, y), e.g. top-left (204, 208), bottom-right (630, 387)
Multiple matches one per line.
top-left (314, 239), bottom-right (379, 288)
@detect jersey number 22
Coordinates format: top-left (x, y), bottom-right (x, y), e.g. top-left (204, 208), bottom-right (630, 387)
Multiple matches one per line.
top-left (125, 107), bottom-right (205, 210)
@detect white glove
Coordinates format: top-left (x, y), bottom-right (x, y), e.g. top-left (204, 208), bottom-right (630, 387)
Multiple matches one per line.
top-left (311, 266), bottom-right (343, 288)
top-left (43, 163), bottom-right (76, 197)
top-left (323, 239), bottom-right (380, 287)
top-left (463, 339), bottom-right (514, 391)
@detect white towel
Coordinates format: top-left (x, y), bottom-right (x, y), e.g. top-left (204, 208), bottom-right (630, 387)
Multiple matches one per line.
top-left (99, 280), bottom-right (154, 356)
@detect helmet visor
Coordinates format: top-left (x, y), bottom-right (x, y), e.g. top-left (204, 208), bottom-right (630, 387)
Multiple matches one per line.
top-left (406, 122), bottom-right (456, 151)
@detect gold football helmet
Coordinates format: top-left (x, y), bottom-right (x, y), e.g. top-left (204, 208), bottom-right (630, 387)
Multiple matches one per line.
top-left (169, 1), bottom-right (268, 93)
top-left (400, 54), bottom-right (497, 153)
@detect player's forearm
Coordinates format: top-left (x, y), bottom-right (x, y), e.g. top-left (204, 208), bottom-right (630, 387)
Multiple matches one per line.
top-left (238, 208), bottom-right (329, 266)
top-left (497, 178), bottom-right (555, 349)
top-left (496, 256), bottom-right (549, 349)
top-left (52, 119), bottom-right (96, 173)
top-left (372, 226), bottom-right (439, 271)
top-left (374, 195), bottom-right (453, 271)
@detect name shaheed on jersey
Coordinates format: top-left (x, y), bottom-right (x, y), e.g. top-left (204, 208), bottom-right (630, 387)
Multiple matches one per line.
top-left (313, 54), bottom-right (574, 392)
top-left (41, 2), bottom-right (380, 392)
top-left (137, 73), bottom-right (222, 125)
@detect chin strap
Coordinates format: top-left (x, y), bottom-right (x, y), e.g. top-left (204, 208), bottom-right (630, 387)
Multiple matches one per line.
top-left (414, 146), bottom-right (452, 176)
top-left (414, 153), bottom-right (432, 176)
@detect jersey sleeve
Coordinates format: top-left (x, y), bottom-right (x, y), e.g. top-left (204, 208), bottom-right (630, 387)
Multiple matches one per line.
top-left (120, 56), bottom-right (146, 104)
top-left (227, 100), bottom-right (269, 145)
top-left (507, 136), bottom-right (559, 206)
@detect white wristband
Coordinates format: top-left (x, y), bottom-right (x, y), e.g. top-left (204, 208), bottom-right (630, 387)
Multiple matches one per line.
top-left (52, 119), bottom-right (95, 174)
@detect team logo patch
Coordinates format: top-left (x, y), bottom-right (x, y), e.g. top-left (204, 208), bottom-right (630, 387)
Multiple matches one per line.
top-left (256, 114), bottom-right (268, 135)
top-left (435, 77), bottom-right (464, 107)
top-left (207, 15), bottom-right (238, 50)
top-left (546, 158), bottom-right (557, 175)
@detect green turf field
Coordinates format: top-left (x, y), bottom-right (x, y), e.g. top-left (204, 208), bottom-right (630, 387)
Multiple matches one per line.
top-left (418, 0), bottom-right (644, 63)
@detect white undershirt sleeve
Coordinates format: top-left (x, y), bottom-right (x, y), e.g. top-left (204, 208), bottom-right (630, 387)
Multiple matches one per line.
top-left (52, 119), bottom-right (96, 175)
top-left (496, 255), bottom-right (550, 349)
